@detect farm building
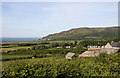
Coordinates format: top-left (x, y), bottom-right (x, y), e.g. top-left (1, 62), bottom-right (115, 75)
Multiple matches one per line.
top-left (79, 48), bottom-right (100, 57)
top-left (105, 43), bottom-right (113, 48)
top-left (65, 52), bottom-right (77, 59)
top-left (65, 46), bottom-right (71, 48)
top-left (100, 48), bottom-right (119, 54)
top-left (79, 41), bottom-right (120, 57)
top-left (103, 41), bottom-right (120, 53)
top-left (47, 54), bottom-right (51, 56)
top-left (105, 41), bottom-right (120, 48)
top-left (79, 50), bottom-right (99, 57)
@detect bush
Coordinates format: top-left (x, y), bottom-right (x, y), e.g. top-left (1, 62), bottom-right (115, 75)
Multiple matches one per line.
top-left (2, 53), bottom-right (120, 77)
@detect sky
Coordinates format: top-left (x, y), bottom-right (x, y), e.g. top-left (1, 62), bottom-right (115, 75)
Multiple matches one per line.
top-left (2, 2), bottom-right (118, 38)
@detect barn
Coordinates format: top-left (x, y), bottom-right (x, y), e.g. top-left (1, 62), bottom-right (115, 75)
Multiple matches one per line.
top-left (65, 52), bottom-right (77, 59)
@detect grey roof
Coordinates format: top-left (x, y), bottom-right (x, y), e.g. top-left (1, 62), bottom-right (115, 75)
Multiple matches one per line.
top-left (79, 51), bottom-right (98, 57)
top-left (66, 52), bottom-right (75, 57)
top-left (111, 42), bottom-right (120, 47)
top-left (100, 48), bottom-right (119, 54)
top-left (81, 51), bottom-right (95, 55)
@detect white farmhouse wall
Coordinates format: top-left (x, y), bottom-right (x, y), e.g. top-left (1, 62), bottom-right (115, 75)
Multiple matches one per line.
top-left (105, 43), bottom-right (113, 48)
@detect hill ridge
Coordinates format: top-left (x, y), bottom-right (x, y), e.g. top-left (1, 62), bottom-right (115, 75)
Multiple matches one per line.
top-left (41, 26), bottom-right (120, 41)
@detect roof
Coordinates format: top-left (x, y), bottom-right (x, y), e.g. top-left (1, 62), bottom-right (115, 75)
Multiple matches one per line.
top-left (105, 43), bottom-right (113, 48)
top-left (81, 51), bottom-right (95, 55)
top-left (88, 48), bottom-right (100, 51)
top-left (66, 52), bottom-right (75, 57)
top-left (111, 42), bottom-right (120, 47)
top-left (79, 51), bottom-right (97, 57)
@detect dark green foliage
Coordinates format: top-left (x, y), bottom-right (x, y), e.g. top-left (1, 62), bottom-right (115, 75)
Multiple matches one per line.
top-left (33, 54), bottom-right (37, 58)
top-left (31, 45), bottom-right (48, 50)
top-left (50, 42), bottom-right (59, 48)
top-left (74, 40), bottom-right (77, 46)
top-left (18, 43), bottom-right (37, 46)
top-left (58, 42), bottom-right (65, 48)
top-left (2, 53), bottom-right (120, 77)
top-left (80, 40), bottom-right (109, 47)
top-left (71, 42), bottom-right (86, 54)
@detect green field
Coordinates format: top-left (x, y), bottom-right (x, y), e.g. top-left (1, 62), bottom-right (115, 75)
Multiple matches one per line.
top-left (2, 46), bottom-right (32, 51)
top-left (2, 55), bottom-right (33, 60)
top-left (1, 40), bottom-right (120, 77)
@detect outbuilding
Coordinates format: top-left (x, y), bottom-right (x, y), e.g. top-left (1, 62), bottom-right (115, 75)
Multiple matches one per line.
top-left (65, 52), bottom-right (77, 59)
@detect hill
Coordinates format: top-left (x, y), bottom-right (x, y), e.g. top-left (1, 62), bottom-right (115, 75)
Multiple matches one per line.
top-left (40, 26), bottom-right (120, 41)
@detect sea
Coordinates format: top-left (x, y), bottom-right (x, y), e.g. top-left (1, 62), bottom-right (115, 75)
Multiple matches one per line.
top-left (1, 38), bottom-right (40, 42)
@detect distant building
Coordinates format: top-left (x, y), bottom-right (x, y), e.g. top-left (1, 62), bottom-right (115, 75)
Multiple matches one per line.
top-left (47, 54), bottom-right (51, 56)
top-left (65, 52), bottom-right (77, 59)
top-left (79, 50), bottom-right (99, 57)
top-left (100, 48), bottom-right (119, 54)
top-left (110, 41), bottom-right (120, 49)
top-left (105, 43), bottom-right (113, 48)
top-left (101, 46), bottom-right (104, 48)
top-left (56, 47), bottom-right (62, 48)
top-left (65, 46), bottom-right (70, 48)
top-left (88, 48), bottom-right (100, 51)
top-left (32, 57), bottom-right (35, 59)
top-left (79, 41), bottom-right (120, 57)
top-left (102, 41), bottom-right (120, 54)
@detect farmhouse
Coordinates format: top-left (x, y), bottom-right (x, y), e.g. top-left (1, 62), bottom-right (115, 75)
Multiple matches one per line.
top-left (79, 41), bottom-right (120, 57)
top-left (101, 41), bottom-right (120, 54)
top-left (105, 41), bottom-right (120, 49)
top-left (100, 48), bottom-right (119, 54)
top-left (65, 52), bottom-right (77, 59)
top-left (79, 50), bottom-right (99, 57)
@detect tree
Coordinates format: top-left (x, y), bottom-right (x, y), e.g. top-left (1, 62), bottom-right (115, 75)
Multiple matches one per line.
top-left (74, 40), bottom-right (77, 46)
top-left (60, 42), bottom-right (65, 48)
top-left (50, 43), bottom-right (58, 48)
top-left (74, 42), bottom-right (85, 54)
top-left (31, 46), bottom-right (35, 50)
top-left (70, 43), bottom-right (73, 49)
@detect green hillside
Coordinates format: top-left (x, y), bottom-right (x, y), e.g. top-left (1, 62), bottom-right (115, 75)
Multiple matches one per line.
top-left (41, 26), bottom-right (120, 41)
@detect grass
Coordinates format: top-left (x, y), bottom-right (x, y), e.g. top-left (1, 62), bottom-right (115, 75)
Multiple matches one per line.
top-left (33, 40), bottom-right (77, 43)
top-left (85, 37), bottom-right (101, 39)
top-left (2, 56), bottom-right (65, 67)
top-left (2, 46), bottom-right (32, 52)
top-left (1, 53), bottom-right (65, 61)
top-left (2, 54), bottom-right (33, 60)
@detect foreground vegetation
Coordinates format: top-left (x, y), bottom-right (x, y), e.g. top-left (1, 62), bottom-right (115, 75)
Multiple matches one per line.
top-left (2, 53), bottom-right (120, 77)
top-left (1, 40), bottom-right (120, 77)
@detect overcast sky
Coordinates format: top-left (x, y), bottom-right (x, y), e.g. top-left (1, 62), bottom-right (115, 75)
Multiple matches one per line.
top-left (2, 2), bottom-right (118, 38)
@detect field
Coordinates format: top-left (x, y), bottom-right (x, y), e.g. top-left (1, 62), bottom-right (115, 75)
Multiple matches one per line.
top-left (2, 55), bottom-right (33, 60)
top-left (2, 46), bottom-right (32, 51)
top-left (1, 40), bottom-right (120, 77)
